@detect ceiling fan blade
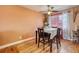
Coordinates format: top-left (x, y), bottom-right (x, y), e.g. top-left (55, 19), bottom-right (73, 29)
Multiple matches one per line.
top-left (47, 5), bottom-right (50, 7)
top-left (40, 6), bottom-right (59, 14)
top-left (51, 10), bottom-right (59, 12)
top-left (40, 11), bottom-right (48, 12)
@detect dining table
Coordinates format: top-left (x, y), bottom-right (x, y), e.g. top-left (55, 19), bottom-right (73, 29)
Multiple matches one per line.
top-left (44, 27), bottom-right (57, 52)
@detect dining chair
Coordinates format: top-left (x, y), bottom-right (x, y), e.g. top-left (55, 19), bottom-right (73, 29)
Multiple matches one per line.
top-left (50, 28), bottom-right (61, 49)
top-left (73, 30), bottom-right (79, 43)
top-left (37, 28), bottom-right (51, 50)
top-left (53, 28), bottom-right (61, 49)
top-left (49, 28), bottom-right (61, 52)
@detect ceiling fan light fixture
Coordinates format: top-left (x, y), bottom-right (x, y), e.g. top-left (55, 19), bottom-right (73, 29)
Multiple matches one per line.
top-left (48, 11), bottom-right (52, 15)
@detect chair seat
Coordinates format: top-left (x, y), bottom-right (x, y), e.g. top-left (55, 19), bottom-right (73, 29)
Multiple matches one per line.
top-left (40, 39), bottom-right (50, 44)
top-left (39, 32), bottom-right (50, 37)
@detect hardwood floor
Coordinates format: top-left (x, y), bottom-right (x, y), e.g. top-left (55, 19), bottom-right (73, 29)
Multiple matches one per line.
top-left (16, 39), bottom-right (79, 53)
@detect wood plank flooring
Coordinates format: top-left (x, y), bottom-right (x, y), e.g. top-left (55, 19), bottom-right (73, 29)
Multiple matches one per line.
top-left (16, 39), bottom-right (79, 53)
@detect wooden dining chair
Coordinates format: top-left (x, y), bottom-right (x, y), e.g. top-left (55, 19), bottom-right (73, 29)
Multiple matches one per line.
top-left (53, 28), bottom-right (61, 49)
top-left (49, 28), bottom-right (61, 52)
top-left (37, 28), bottom-right (51, 50)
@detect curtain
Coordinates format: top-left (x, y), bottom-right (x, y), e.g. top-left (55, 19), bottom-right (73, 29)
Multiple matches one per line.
top-left (62, 12), bottom-right (71, 40)
top-left (48, 14), bottom-right (62, 28)
top-left (48, 12), bottom-right (71, 40)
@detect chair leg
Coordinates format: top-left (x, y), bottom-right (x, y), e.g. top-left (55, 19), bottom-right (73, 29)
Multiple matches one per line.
top-left (38, 42), bottom-right (39, 48)
top-left (59, 39), bottom-right (61, 46)
top-left (38, 37), bottom-right (40, 48)
top-left (43, 43), bottom-right (45, 50)
top-left (43, 38), bottom-right (45, 50)
top-left (56, 39), bottom-right (59, 49)
top-left (50, 39), bottom-right (52, 53)
top-left (36, 31), bottom-right (37, 44)
top-left (58, 37), bottom-right (61, 47)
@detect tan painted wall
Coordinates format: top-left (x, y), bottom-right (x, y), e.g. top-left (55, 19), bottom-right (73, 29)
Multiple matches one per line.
top-left (0, 6), bottom-right (44, 45)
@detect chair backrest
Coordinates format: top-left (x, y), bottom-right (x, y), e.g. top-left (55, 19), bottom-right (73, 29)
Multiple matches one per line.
top-left (38, 28), bottom-right (44, 33)
top-left (57, 28), bottom-right (61, 38)
top-left (38, 28), bottom-right (44, 37)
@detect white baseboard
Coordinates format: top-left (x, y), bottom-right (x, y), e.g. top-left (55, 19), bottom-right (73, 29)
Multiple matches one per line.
top-left (0, 37), bottom-right (35, 49)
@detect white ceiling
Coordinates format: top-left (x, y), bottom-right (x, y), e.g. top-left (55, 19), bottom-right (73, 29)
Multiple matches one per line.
top-left (21, 5), bottom-right (77, 13)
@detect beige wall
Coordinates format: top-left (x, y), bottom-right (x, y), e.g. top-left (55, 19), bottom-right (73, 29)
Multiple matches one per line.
top-left (0, 6), bottom-right (44, 45)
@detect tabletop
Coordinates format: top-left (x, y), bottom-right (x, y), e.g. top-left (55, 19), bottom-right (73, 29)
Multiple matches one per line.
top-left (44, 27), bottom-right (57, 39)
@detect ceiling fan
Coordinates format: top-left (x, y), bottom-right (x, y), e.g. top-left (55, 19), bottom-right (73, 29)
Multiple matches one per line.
top-left (40, 5), bottom-right (58, 15)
